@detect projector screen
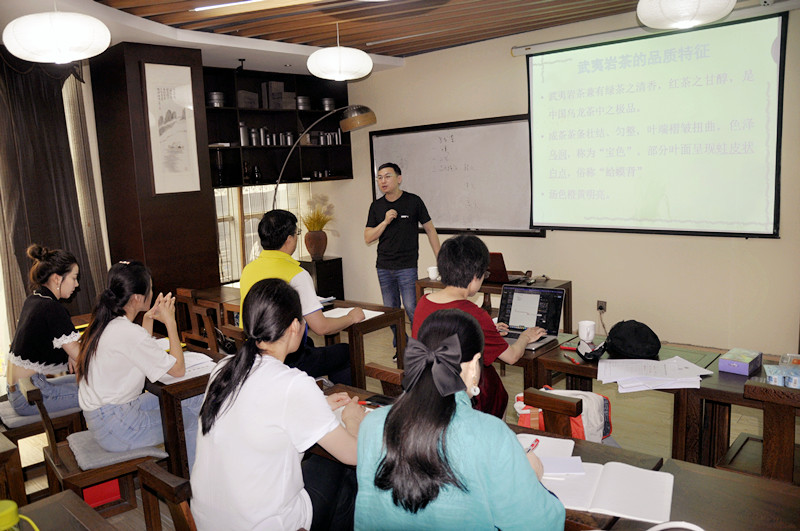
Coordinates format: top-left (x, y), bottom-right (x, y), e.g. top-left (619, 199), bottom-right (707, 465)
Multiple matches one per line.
top-left (528, 15), bottom-right (784, 237)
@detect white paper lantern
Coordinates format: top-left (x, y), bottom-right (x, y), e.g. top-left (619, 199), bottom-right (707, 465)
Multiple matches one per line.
top-left (3, 12), bottom-right (111, 64)
top-left (307, 46), bottom-right (373, 81)
top-left (637, 0), bottom-right (736, 30)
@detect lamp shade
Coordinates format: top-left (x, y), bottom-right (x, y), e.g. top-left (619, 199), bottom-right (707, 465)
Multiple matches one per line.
top-left (2, 12), bottom-right (111, 64)
top-left (307, 46), bottom-right (373, 81)
top-left (637, 0), bottom-right (736, 30)
top-left (339, 105), bottom-right (377, 132)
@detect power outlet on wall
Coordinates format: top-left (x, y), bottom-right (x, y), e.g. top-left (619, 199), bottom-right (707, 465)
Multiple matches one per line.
top-left (597, 300), bottom-right (607, 313)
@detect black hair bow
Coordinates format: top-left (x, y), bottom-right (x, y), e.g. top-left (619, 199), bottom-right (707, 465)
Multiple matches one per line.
top-left (402, 335), bottom-right (465, 397)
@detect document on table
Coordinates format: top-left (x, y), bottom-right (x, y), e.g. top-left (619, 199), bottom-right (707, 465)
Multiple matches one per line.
top-left (157, 351), bottom-right (217, 384)
top-left (597, 356), bottom-right (712, 393)
top-left (516, 434), bottom-right (582, 476)
top-left (541, 461), bottom-right (674, 524)
top-left (323, 308), bottom-right (384, 320)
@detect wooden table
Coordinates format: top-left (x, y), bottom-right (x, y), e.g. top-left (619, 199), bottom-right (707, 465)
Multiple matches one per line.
top-left (145, 374), bottom-right (210, 480)
top-left (534, 343), bottom-right (722, 464)
top-left (324, 300), bottom-right (406, 387)
top-left (328, 384), bottom-right (663, 530)
top-left (192, 286), bottom-right (406, 389)
top-left (416, 276), bottom-right (573, 334)
top-left (611, 458), bottom-right (800, 530)
top-left (692, 358), bottom-right (800, 470)
top-left (19, 490), bottom-right (116, 530)
top-left (513, 333), bottom-right (577, 390)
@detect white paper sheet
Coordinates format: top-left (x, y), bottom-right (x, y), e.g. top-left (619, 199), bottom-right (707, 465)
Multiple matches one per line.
top-left (323, 308), bottom-right (384, 320)
top-left (157, 351), bottom-right (217, 384)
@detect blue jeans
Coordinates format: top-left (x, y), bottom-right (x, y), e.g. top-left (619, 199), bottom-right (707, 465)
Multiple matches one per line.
top-left (83, 392), bottom-right (204, 469)
top-left (377, 267), bottom-right (418, 346)
top-left (8, 373), bottom-right (79, 416)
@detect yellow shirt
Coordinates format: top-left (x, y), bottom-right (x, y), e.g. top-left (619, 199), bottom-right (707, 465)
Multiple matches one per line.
top-left (239, 250), bottom-right (322, 328)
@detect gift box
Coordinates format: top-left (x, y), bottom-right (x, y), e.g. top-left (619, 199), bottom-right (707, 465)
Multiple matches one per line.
top-left (719, 348), bottom-right (762, 376)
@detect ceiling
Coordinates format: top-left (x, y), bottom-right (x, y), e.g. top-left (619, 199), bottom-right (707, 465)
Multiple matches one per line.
top-left (2, 1), bottom-right (786, 75)
top-left (95, 0), bottom-right (643, 58)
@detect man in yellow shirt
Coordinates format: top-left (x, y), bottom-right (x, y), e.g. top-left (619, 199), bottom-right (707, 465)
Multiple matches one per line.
top-left (241, 210), bottom-right (365, 384)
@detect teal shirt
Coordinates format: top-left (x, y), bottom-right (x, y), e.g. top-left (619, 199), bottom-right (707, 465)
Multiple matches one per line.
top-left (355, 392), bottom-right (565, 530)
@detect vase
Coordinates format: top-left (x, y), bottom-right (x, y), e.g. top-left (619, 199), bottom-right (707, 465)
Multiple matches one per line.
top-left (304, 230), bottom-right (327, 260)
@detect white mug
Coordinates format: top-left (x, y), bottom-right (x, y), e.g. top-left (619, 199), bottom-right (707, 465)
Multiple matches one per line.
top-left (427, 266), bottom-right (439, 280)
top-left (578, 320), bottom-right (596, 343)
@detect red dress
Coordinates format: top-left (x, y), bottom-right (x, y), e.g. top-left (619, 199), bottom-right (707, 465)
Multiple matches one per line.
top-left (412, 296), bottom-right (509, 418)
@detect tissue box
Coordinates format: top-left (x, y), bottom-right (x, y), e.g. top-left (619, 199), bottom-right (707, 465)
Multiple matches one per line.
top-left (719, 348), bottom-right (762, 375)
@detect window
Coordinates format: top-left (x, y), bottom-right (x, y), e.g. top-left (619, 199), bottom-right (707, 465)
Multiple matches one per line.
top-left (215, 183), bottom-right (313, 283)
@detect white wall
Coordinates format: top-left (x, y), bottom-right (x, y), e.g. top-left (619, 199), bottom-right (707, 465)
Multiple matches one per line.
top-left (321, 11), bottom-right (800, 355)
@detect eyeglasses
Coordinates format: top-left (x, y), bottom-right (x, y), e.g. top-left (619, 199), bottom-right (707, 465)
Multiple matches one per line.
top-left (375, 174), bottom-right (394, 181)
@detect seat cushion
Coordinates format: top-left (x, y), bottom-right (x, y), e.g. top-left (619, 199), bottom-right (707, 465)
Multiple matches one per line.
top-left (67, 431), bottom-right (168, 471)
top-left (0, 400), bottom-right (82, 429)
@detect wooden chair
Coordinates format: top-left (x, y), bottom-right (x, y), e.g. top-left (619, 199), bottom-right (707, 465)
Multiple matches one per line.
top-left (0, 433), bottom-right (27, 507)
top-left (0, 393), bottom-right (84, 491)
top-left (138, 460), bottom-right (195, 531)
top-left (175, 288), bottom-right (225, 361)
top-left (716, 379), bottom-right (800, 484)
top-left (138, 461), bottom-right (308, 531)
top-left (364, 363), bottom-right (404, 397)
top-left (20, 378), bottom-right (168, 517)
top-left (523, 387), bottom-right (583, 437)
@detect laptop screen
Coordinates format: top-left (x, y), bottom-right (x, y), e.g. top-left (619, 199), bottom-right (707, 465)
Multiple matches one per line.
top-left (497, 285), bottom-right (565, 335)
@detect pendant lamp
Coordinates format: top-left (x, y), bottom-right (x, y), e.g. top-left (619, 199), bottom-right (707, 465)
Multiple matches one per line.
top-left (2, 11), bottom-right (111, 64)
top-left (637, 0), bottom-right (736, 30)
top-left (307, 24), bottom-right (373, 81)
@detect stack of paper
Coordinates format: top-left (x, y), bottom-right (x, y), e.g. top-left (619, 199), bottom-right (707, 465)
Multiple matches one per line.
top-left (598, 356), bottom-right (712, 393)
top-left (516, 434), bottom-right (581, 476)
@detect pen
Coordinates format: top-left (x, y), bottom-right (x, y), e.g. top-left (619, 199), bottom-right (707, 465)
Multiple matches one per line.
top-left (526, 439), bottom-right (540, 453)
top-left (358, 400), bottom-right (382, 407)
top-left (562, 352), bottom-right (580, 365)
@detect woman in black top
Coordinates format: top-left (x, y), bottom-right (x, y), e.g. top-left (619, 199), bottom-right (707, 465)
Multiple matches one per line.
top-left (7, 244), bottom-right (81, 415)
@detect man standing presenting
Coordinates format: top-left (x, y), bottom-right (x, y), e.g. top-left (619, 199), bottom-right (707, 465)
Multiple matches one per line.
top-left (241, 209), bottom-right (365, 384)
top-left (365, 163), bottom-right (440, 346)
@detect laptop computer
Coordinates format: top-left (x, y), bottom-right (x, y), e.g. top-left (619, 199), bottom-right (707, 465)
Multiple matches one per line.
top-left (497, 285), bottom-right (565, 350)
top-left (486, 252), bottom-right (527, 284)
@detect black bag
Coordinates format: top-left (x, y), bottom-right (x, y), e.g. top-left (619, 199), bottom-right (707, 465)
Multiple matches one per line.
top-left (604, 320), bottom-right (660, 360)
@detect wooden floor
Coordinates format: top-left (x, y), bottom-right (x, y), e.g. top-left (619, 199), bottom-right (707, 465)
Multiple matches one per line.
top-left (7, 325), bottom-right (800, 529)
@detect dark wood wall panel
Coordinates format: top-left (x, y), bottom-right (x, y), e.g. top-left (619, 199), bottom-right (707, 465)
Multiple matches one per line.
top-left (91, 42), bottom-right (219, 296)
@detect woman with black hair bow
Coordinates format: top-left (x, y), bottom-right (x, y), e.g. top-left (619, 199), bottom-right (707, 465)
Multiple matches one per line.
top-left (355, 308), bottom-right (565, 530)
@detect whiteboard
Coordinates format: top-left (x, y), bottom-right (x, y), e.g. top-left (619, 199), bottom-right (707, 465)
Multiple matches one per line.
top-left (370, 116), bottom-right (539, 234)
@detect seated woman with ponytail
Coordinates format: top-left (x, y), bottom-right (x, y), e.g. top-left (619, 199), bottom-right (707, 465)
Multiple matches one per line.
top-left (355, 309), bottom-right (565, 530)
top-left (191, 278), bottom-right (366, 531)
top-left (7, 243), bottom-right (82, 415)
top-left (76, 261), bottom-right (203, 466)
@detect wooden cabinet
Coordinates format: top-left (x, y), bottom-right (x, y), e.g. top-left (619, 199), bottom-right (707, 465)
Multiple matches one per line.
top-left (203, 68), bottom-right (353, 188)
top-left (90, 43), bottom-right (220, 295)
top-left (299, 256), bottom-right (344, 300)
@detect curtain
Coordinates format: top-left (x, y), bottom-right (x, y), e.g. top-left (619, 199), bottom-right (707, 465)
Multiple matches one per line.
top-left (62, 69), bottom-right (108, 306)
top-left (0, 46), bottom-right (98, 335)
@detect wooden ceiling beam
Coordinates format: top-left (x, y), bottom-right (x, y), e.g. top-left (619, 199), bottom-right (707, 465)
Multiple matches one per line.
top-left (198, 0), bottom-right (620, 39)
top-left (263, 0), bottom-right (632, 44)
top-left (96, 0), bottom-right (640, 57)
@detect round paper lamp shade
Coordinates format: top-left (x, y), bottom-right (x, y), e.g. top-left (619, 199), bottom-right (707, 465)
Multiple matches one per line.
top-left (307, 46), bottom-right (373, 81)
top-left (2, 12), bottom-right (111, 64)
top-left (637, 0), bottom-right (736, 29)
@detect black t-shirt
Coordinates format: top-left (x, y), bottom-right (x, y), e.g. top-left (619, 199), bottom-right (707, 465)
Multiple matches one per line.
top-left (9, 287), bottom-right (77, 373)
top-left (366, 191), bottom-right (432, 269)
